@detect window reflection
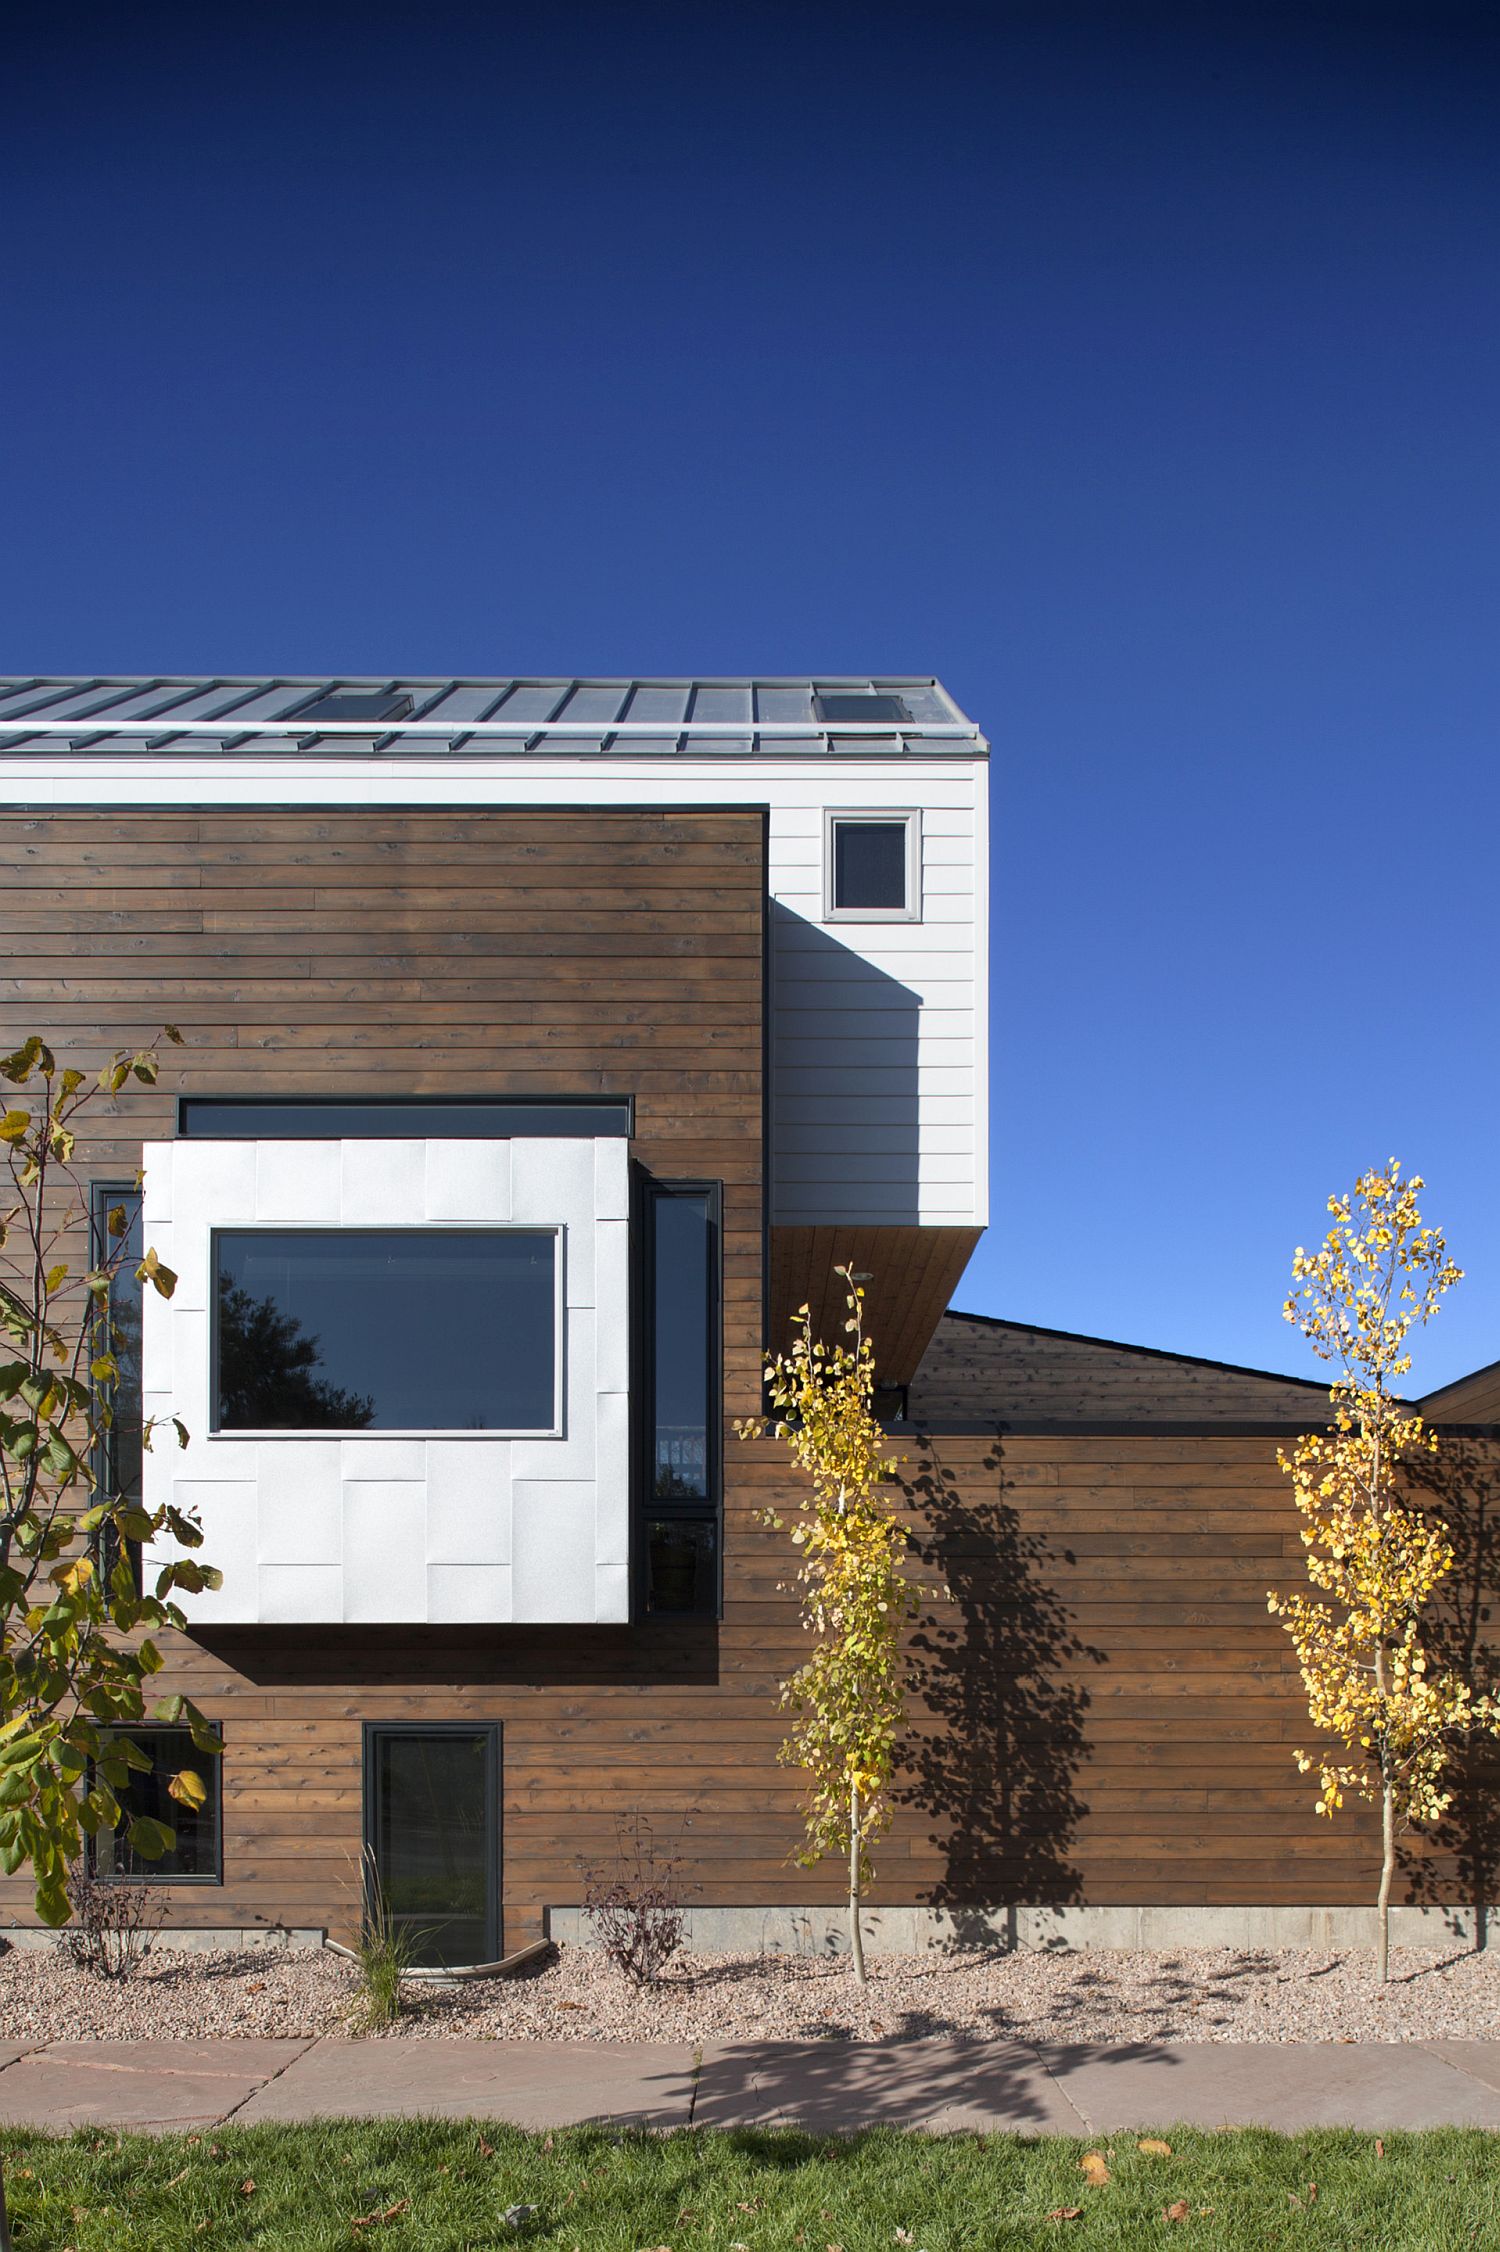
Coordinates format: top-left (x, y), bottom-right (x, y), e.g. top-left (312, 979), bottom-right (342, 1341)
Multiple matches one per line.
top-left (368, 1730), bottom-right (495, 1968)
top-left (651, 1194), bottom-right (712, 1503)
top-left (93, 1727), bottom-right (220, 1881)
top-left (641, 1185), bottom-right (720, 1616)
top-left (214, 1230), bottom-right (556, 1433)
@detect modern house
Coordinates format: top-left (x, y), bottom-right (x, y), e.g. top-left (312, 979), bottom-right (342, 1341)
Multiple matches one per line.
top-left (0, 675), bottom-right (1492, 1960)
top-left (0, 676), bottom-right (987, 1960)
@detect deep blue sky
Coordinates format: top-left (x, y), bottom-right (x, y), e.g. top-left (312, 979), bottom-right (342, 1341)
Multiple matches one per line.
top-left (5, 2), bottom-right (1497, 1390)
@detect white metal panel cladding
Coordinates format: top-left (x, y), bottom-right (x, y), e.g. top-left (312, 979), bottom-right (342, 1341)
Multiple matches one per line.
top-left (140, 1137), bottom-right (631, 1626)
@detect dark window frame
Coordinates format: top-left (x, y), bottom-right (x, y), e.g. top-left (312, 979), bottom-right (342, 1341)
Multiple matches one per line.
top-left (88, 1724), bottom-right (224, 1887)
top-left (209, 1223), bottom-right (564, 1438)
top-left (362, 1721), bottom-right (502, 1967)
top-left (89, 1182), bottom-right (144, 1596)
top-left (633, 1175), bottom-right (723, 1620)
top-left (177, 1095), bottom-right (633, 1140)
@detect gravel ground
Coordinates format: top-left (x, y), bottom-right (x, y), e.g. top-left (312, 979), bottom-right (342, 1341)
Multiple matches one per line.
top-left (4, 1938), bottom-right (1500, 2046)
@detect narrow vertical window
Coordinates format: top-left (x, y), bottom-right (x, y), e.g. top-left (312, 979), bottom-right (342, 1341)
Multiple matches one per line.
top-left (91, 1185), bottom-right (143, 1591)
top-left (639, 1182), bottom-right (721, 1616)
top-left (363, 1725), bottom-right (500, 1968)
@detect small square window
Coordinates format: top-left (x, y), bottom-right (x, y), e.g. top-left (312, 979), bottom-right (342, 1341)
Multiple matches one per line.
top-left (645, 1518), bottom-right (719, 1614)
top-left (92, 1727), bottom-right (221, 1881)
top-left (825, 811), bottom-right (920, 921)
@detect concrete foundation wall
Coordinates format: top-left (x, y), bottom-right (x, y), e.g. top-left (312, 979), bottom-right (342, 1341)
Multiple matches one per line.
top-left (7, 1903), bottom-right (1489, 1956)
top-left (546, 1903), bottom-right (1491, 1954)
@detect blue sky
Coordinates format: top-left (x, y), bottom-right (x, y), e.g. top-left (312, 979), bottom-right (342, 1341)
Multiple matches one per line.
top-left (4, 2), bottom-right (1497, 1390)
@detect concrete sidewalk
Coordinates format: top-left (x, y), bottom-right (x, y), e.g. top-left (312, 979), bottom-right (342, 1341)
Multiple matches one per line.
top-left (3, 2036), bottom-right (1500, 2136)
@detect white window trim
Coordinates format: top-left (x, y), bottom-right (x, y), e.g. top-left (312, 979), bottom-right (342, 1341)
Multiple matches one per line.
top-left (822, 807), bottom-right (922, 924)
top-left (207, 1220), bottom-right (567, 1441)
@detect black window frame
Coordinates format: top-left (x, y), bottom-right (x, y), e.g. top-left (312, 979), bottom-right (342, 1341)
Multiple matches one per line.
top-left (88, 1723), bottom-right (224, 1886)
top-left (633, 1175), bottom-right (723, 1620)
top-left (209, 1223), bottom-right (563, 1437)
top-left (177, 1095), bottom-right (633, 1139)
top-left (362, 1721), bottom-right (502, 1968)
top-left (89, 1181), bottom-right (145, 1597)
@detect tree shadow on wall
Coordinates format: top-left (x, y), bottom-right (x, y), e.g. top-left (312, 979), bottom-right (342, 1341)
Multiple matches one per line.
top-left (1397, 1432), bottom-right (1500, 1943)
top-left (899, 1436), bottom-right (1107, 1943)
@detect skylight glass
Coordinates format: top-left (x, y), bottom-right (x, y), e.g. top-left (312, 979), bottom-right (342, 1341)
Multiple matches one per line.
top-left (291, 690), bottom-right (415, 724)
top-left (813, 691), bottom-right (911, 724)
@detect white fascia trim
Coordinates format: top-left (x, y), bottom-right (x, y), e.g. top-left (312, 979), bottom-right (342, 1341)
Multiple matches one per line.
top-left (0, 754), bottom-right (986, 805)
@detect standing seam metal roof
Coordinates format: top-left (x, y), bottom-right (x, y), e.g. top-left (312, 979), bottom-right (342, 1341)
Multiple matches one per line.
top-left (0, 677), bottom-right (986, 756)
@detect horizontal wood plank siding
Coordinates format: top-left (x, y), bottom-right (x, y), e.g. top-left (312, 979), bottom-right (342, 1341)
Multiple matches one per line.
top-left (3, 804), bottom-right (1486, 1940)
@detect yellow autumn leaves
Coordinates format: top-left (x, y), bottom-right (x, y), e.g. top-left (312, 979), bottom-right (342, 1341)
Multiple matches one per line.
top-left (736, 1267), bottom-right (916, 1899)
top-left (1269, 1163), bottom-right (1500, 1974)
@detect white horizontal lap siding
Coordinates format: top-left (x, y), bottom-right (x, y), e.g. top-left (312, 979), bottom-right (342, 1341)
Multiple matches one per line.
top-left (766, 765), bottom-right (985, 1230)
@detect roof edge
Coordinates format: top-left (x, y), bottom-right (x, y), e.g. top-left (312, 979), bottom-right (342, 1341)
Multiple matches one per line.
top-left (937, 1305), bottom-right (1336, 1394)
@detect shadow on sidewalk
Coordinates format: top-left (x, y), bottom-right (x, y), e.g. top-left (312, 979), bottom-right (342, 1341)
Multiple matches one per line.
top-left (686, 2035), bottom-right (1178, 2131)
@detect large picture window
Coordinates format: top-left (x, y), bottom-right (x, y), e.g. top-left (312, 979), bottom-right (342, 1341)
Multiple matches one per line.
top-left (213, 1228), bottom-right (559, 1434)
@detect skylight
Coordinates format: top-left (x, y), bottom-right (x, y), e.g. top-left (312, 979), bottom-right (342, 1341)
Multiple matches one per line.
top-left (813, 691), bottom-right (911, 724)
top-left (290, 690), bottom-right (415, 724)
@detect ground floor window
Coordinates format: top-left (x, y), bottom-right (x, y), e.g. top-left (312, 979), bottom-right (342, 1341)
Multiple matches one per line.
top-left (362, 1724), bottom-right (500, 1968)
top-left (91, 1726), bottom-right (222, 1881)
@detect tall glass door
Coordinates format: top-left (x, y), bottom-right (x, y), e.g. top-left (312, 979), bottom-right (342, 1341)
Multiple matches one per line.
top-left (363, 1725), bottom-right (499, 1968)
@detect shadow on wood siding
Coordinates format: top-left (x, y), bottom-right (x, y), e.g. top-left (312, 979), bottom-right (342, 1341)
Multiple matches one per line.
top-left (900, 1438), bottom-right (1107, 1935)
top-left (1399, 1433), bottom-right (1500, 1940)
top-left (190, 1621), bottom-right (720, 1688)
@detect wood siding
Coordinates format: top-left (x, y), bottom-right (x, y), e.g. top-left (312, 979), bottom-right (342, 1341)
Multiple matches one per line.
top-left (769, 1226), bottom-right (981, 1386)
top-left (2, 745), bottom-right (989, 1234)
top-left (1422, 1360), bottom-right (1500, 1426)
top-left (908, 1313), bottom-right (1334, 1427)
top-left (14, 1427), bottom-right (1489, 1937)
top-left (0, 806), bottom-right (766, 1407)
top-left (2, 805), bottom-right (1490, 1938)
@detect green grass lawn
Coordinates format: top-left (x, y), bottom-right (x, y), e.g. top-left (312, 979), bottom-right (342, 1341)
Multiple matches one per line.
top-left (3, 2121), bottom-right (1497, 2251)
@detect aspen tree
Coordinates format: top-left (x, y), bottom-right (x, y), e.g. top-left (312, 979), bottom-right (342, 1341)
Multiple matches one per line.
top-left (737, 1268), bottom-right (915, 1984)
top-left (1270, 1163), bottom-right (1498, 1980)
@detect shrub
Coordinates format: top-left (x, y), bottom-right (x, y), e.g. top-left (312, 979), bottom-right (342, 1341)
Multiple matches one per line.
top-left (578, 1811), bottom-right (695, 1984)
top-left (58, 1861), bottom-right (161, 1981)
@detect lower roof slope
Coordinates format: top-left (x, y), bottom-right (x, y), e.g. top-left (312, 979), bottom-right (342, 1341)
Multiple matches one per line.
top-left (907, 1311), bottom-right (1333, 1431)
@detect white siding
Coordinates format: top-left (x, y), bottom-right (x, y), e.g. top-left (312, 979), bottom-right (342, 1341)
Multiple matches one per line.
top-left (767, 765), bottom-right (986, 1226)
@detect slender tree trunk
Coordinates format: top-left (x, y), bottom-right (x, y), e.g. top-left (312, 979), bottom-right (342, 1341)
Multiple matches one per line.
top-left (849, 1779), bottom-right (866, 1986)
top-left (1378, 1776), bottom-right (1395, 1985)
top-left (1374, 1627), bottom-right (1393, 1985)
